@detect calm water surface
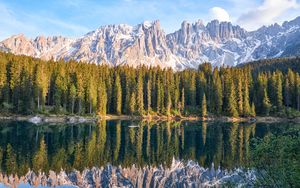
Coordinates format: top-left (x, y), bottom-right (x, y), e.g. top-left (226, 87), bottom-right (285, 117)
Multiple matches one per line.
top-left (0, 120), bottom-right (298, 175)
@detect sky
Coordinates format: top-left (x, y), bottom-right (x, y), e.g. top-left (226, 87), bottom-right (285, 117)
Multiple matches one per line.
top-left (0, 0), bottom-right (299, 40)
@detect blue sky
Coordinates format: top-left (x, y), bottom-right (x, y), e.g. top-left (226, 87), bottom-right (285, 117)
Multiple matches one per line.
top-left (0, 0), bottom-right (299, 40)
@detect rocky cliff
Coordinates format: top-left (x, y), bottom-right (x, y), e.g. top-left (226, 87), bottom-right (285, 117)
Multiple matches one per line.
top-left (1, 17), bottom-right (300, 70)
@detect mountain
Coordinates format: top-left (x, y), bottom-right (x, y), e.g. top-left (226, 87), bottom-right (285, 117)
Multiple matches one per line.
top-left (1, 160), bottom-right (254, 187)
top-left (1, 17), bottom-right (300, 69)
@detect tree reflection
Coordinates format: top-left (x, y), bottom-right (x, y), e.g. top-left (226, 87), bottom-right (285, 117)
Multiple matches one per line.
top-left (0, 120), bottom-right (297, 176)
top-left (33, 138), bottom-right (48, 173)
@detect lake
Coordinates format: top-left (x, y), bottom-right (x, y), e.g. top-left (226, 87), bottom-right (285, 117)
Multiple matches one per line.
top-left (0, 120), bottom-right (298, 187)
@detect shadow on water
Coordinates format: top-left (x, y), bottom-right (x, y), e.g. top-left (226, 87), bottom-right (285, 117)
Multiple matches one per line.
top-left (0, 120), bottom-right (298, 176)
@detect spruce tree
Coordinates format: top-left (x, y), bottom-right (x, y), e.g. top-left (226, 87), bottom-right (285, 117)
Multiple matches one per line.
top-left (180, 88), bottom-right (185, 115)
top-left (97, 82), bottom-right (107, 116)
top-left (156, 78), bottom-right (162, 113)
top-left (250, 102), bottom-right (256, 117)
top-left (147, 79), bottom-right (151, 115)
top-left (276, 73), bottom-right (283, 112)
top-left (227, 80), bottom-right (239, 117)
top-left (137, 73), bottom-right (144, 115)
top-left (243, 77), bottom-right (251, 116)
top-left (87, 78), bottom-right (97, 114)
top-left (0, 60), bottom-right (7, 104)
top-left (113, 74), bottom-right (122, 115)
top-left (33, 64), bottom-right (48, 111)
top-left (212, 69), bottom-right (222, 115)
top-left (237, 77), bottom-right (243, 115)
top-left (76, 72), bottom-right (84, 114)
top-left (129, 91), bottom-right (136, 115)
top-left (189, 73), bottom-right (196, 106)
top-left (69, 84), bottom-right (76, 114)
top-left (8, 61), bottom-right (22, 112)
top-left (201, 93), bottom-right (207, 117)
top-left (106, 75), bottom-right (113, 113)
top-left (284, 77), bottom-right (290, 108)
top-left (263, 88), bottom-right (271, 116)
top-left (166, 91), bottom-right (172, 116)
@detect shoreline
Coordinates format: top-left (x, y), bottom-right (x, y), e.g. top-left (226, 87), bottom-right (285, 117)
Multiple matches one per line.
top-left (0, 114), bottom-right (300, 124)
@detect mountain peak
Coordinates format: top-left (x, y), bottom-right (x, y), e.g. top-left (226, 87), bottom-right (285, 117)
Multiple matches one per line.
top-left (1, 17), bottom-right (300, 69)
top-left (283, 16), bottom-right (300, 28)
top-left (141, 20), bottom-right (161, 29)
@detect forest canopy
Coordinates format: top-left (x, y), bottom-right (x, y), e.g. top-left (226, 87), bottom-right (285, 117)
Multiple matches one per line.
top-left (0, 52), bottom-right (300, 117)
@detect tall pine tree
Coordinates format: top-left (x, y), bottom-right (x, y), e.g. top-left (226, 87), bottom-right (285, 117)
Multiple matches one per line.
top-left (113, 74), bottom-right (122, 115)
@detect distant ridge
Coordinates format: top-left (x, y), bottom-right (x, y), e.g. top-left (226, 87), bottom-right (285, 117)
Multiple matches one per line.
top-left (1, 16), bottom-right (300, 70)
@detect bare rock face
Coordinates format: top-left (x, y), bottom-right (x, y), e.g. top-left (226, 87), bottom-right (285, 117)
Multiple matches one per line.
top-left (0, 34), bottom-right (74, 60)
top-left (166, 19), bottom-right (248, 67)
top-left (1, 17), bottom-right (300, 69)
top-left (1, 34), bottom-right (36, 56)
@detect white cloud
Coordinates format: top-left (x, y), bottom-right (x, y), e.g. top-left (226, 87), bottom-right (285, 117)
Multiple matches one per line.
top-left (237, 0), bottom-right (300, 30)
top-left (209, 7), bottom-right (230, 22)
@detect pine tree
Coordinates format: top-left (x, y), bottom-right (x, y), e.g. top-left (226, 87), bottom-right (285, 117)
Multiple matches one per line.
top-left (201, 93), bottom-right (207, 117)
top-left (53, 66), bottom-right (67, 113)
top-left (284, 77), bottom-right (290, 108)
top-left (124, 74), bottom-right (132, 114)
top-left (20, 68), bottom-right (34, 114)
top-left (287, 69), bottom-right (296, 108)
top-left (243, 77), bottom-right (251, 116)
top-left (76, 72), bottom-right (84, 114)
top-left (8, 61), bottom-right (22, 112)
top-left (69, 84), bottom-right (76, 114)
top-left (147, 79), bottom-right (151, 115)
top-left (166, 91), bottom-right (172, 116)
top-left (276, 73), bottom-right (283, 112)
top-left (137, 73), bottom-right (144, 115)
top-left (33, 63), bottom-right (48, 111)
top-left (180, 88), bottom-right (185, 115)
top-left (237, 77), bottom-right (243, 114)
top-left (227, 80), bottom-right (239, 117)
top-left (0, 59), bottom-right (7, 104)
top-left (113, 74), bottom-right (122, 115)
top-left (106, 75), bottom-right (113, 113)
top-left (250, 102), bottom-right (256, 117)
top-left (189, 73), bottom-right (196, 106)
top-left (156, 78), bottom-right (162, 113)
top-left (212, 68), bottom-right (223, 115)
top-left (97, 82), bottom-right (107, 116)
top-left (87, 78), bottom-right (97, 114)
top-left (263, 88), bottom-right (271, 116)
top-left (129, 91), bottom-right (136, 115)
top-left (174, 75), bottom-right (180, 111)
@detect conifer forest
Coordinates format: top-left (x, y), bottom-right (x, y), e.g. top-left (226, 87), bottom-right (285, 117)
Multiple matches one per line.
top-left (1, 52), bottom-right (300, 118)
